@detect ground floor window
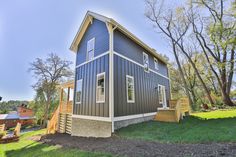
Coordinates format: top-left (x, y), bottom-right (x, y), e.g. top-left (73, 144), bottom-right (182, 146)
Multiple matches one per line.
top-left (76, 79), bottom-right (83, 104)
top-left (126, 75), bottom-right (135, 103)
top-left (158, 84), bottom-right (166, 108)
top-left (96, 72), bottom-right (105, 103)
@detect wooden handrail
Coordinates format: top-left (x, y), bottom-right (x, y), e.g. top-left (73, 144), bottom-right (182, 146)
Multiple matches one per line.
top-left (46, 105), bottom-right (60, 134)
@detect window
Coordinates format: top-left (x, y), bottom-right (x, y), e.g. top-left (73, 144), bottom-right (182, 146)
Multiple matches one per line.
top-left (154, 58), bottom-right (159, 70)
top-left (76, 79), bottom-right (83, 104)
top-left (143, 52), bottom-right (149, 72)
top-left (158, 85), bottom-right (167, 108)
top-left (87, 38), bottom-right (95, 61)
top-left (126, 75), bottom-right (135, 103)
top-left (96, 73), bottom-right (105, 103)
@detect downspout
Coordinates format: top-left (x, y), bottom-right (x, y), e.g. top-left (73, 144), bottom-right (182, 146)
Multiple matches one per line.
top-left (106, 21), bottom-right (118, 133)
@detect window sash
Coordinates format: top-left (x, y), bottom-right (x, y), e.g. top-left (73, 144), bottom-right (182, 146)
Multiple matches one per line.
top-left (76, 79), bottom-right (83, 104)
top-left (126, 75), bottom-right (135, 103)
top-left (154, 58), bottom-right (159, 70)
top-left (96, 73), bottom-right (105, 103)
top-left (158, 85), bottom-right (166, 105)
top-left (87, 38), bottom-right (95, 61)
top-left (143, 52), bottom-right (149, 71)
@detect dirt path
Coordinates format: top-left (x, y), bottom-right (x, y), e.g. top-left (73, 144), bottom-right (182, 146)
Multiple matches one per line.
top-left (40, 133), bottom-right (236, 157)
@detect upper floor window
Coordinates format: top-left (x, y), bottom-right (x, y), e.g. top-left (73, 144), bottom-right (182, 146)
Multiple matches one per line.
top-left (143, 52), bottom-right (149, 72)
top-left (154, 58), bottom-right (159, 70)
top-left (87, 38), bottom-right (95, 61)
top-left (126, 75), bottom-right (135, 103)
top-left (96, 73), bottom-right (105, 103)
top-left (76, 79), bottom-right (83, 104)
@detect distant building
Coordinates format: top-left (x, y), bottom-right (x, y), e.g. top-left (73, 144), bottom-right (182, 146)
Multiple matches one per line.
top-left (0, 104), bottom-right (35, 129)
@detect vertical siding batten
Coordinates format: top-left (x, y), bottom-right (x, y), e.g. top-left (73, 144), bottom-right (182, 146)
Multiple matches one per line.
top-left (74, 18), bottom-right (110, 118)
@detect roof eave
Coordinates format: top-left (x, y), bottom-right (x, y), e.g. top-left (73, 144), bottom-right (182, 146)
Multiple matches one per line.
top-left (70, 11), bottom-right (168, 64)
top-left (70, 11), bottom-right (111, 52)
top-left (109, 19), bottom-right (167, 64)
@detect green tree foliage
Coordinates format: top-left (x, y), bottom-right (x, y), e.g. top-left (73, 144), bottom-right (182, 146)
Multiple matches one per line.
top-left (0, 100), bottom-right (29, 114)
top-left (29, 53), bottom-right (73, 127)
top-left (145, 0), bottom-right (236, 108)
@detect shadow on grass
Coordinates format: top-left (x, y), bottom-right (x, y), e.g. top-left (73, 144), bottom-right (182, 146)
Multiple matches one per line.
top-left (4, 141), bottom-right (112, 157)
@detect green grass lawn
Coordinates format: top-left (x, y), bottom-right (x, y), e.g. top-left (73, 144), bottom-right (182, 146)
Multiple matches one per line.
top-left (1, 109), bottom-right (236, 157)
top-left (191, 109), bottom-right (236, 119)
top-left (117, 109), bottom-right (236, 143)
top-left (0, 129), bottom-right (113, 157)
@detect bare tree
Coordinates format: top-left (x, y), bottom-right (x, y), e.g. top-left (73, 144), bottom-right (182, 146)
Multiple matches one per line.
top-left (29, 53), bottom-right (73, 127)
top-left (145, 0), bottom-right (215, 105)
top-left (189, 0), bottom-right (236, 106)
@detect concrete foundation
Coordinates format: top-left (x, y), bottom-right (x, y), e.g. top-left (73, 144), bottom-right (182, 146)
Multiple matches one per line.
top-left (114, 115), bottom-right (155, 130)
top-left (71, 118), bottom-right (112, 137)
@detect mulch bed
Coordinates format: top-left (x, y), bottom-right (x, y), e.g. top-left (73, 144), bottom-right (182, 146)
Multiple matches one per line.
top-left (39, 133), bottom-right (236, 157)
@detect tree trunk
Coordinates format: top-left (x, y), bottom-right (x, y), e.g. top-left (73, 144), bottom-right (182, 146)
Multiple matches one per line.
top-left (42, 98), bottom-right (50, 128)
top-left (172, 43), bottom-right (193, 108)
top-left (222, 90), bottom-right (235, 106)
top-left (183, 51), bottom-right (215, 105)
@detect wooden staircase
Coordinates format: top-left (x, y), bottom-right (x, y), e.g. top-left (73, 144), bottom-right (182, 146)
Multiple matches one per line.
top-left (58, 113), bottom-right (72, 134)
top-left (46, 81), bottom-right (74, 134)
top-left (154, 98), bottom-right (190, 122)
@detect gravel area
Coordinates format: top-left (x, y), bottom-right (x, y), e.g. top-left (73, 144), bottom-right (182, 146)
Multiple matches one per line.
top-left (39, 133), bottom-right (236, 157)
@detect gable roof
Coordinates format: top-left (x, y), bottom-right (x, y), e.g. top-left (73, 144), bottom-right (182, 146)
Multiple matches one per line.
top-left (70, 11), bottom-right (167, 64)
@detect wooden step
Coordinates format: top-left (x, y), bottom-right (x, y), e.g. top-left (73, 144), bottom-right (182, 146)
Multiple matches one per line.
top-left (154, 109), bottom-right (179, 122)
top-left (57, 113), bottom-right (72, 134)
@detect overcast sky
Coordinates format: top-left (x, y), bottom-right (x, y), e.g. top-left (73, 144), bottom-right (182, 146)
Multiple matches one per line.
top-left (0, 0), bottom-right (179, 101)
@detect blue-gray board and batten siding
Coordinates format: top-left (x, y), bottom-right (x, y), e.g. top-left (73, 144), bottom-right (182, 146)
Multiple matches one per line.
top-left (73, 18), bottom-right (170, 118)
top-left (76, 19), bottom-right (109, 65)
top-left (113, 29), bottom-right (170, 117)
top-left (73, 19), bottom-right (110, 117)
top-left (113, 29), bottom-right (169, 77)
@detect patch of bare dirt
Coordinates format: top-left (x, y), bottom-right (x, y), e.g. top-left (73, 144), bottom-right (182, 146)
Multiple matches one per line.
top-left (40, 133), bottom-right (236, 157)
top-left (28, 134), bottom-right (42, 141)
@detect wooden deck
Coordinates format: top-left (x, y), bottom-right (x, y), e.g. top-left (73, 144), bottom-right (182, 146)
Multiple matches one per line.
top-left (154, 98), bottom-right (190, 122)
top-left (47, 81), bottom-right (74, 134)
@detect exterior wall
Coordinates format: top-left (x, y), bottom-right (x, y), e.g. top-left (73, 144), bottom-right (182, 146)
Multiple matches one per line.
top-left (113, 55), bottom-right (170, 117)
top-left (114, 29), bottom-right (168, 77)
top-left (73, 54), bottom-right (109, 117)
top-left (17, 106), bottom-right (34, 117)
top-left (71, 117), bottom-right (111, 137)
top-left (76, 19), bottom-right (109, 65)
top-left (73, 18), bottom-right (110, 117)
top-left (0, 119), bottom-right (34, 129)
top-left (114, 115), bottom-right (155, 130)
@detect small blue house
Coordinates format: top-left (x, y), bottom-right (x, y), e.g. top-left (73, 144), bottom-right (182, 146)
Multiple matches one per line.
top-left (70, 11), bottom-right (170, 137)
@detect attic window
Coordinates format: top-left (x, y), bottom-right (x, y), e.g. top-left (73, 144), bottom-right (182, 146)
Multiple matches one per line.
top-left (154, 58), bottom-right (159, 70)
top-left (87, 38), bottom-right (95, 61)
top-left (143, 52), bottom-right (149, 72)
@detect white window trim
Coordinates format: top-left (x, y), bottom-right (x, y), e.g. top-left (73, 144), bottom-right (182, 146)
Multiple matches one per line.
top-left (96, 72), bottom-right (105, 103)
top-left (87, 37), bottom-right (95, 61)
top-left (75, 79), bottom-right (83, 104)
top-left (154, 57), bottom-right (159, 70)
top-left (158, 84), bottom-right (167, 108)
top-left (126, 75), bottom-right (135, 103)
top-left (143, 52), bottom-right (149, 72)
